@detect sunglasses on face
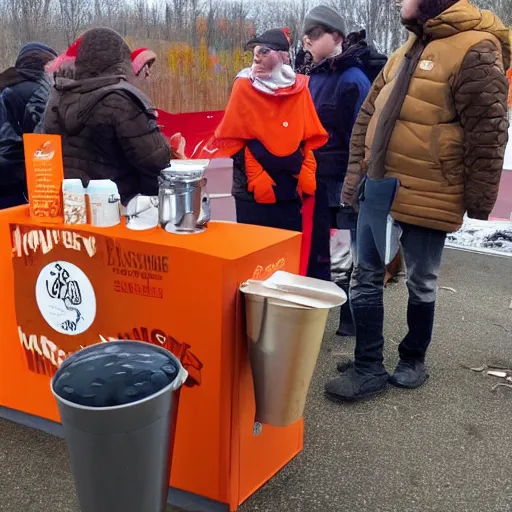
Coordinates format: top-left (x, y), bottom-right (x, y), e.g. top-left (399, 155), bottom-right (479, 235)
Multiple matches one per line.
top-left (305, 25), bottom-right (334, 41)
top-left (255, 46), bottom-right (273, 56)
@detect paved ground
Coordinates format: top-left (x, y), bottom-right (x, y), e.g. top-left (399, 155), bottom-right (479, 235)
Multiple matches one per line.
top-left (1, 248), bottom-right (511, 512)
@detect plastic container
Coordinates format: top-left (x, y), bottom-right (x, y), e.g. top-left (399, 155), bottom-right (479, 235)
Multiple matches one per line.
top-left (86, 179), bottom-right (121, 227)
top-left (62, 179), bottom-right (87, 224)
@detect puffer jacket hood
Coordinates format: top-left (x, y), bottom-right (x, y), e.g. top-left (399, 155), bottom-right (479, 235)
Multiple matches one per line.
top-left (420, 0), bottom-right (510, 68)
top-left (341, 40), bottom-right (387, 83)
top-left (75, 28), bottom-right (134, 80)
top-left (417, 0), bottom-right (459, 23)
top-left (51, 75), bottom-right (154, 136)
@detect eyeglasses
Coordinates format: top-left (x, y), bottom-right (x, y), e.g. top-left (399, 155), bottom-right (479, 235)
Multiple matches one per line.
top-left (305, 25), bottom-right (334, 41)
top-left (255, 46), bottom-right (272, 56)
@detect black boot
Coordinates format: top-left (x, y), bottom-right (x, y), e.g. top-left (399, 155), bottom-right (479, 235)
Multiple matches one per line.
top-left (389, 359), bottom-right (428, 388)
top-left (389, 301), bottom-right (435, 389)
top-left (336, 281), bottom-right (355, 337)
top-left (325, 305), bottom-right (388, 402)
top-left (336, 358), bottom-right (354, 373)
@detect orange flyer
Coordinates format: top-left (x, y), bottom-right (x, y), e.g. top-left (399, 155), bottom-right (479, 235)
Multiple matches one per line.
top-left (23, 134), bottom-right (64, 223)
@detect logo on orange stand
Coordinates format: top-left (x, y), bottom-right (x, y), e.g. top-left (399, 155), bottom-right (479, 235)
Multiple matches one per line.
top-left (34, 140), bottom-right (56, 161)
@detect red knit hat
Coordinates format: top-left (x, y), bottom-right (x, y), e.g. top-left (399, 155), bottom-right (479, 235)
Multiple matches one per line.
top-left (131, 48), bottom-right (157, 76)
top-left (281, 28), bottom-right (292, 45)
top-left (46, 37), bottom-right (82, 75)
top-left (66, 38), bottom-right (82, 58)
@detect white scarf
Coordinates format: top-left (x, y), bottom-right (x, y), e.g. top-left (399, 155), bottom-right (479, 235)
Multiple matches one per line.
top-left (237, 63), bottom-right (296, 95)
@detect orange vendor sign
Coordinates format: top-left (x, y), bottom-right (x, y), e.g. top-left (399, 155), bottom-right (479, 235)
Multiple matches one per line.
top-left (23, 134), bottom-right (64, 223)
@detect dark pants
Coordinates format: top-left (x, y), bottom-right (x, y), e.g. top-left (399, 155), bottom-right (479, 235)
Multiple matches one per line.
top-left (351, 221), bottom-right (446, 372)
top-left (307, 181), bottom-right (340, 281)
top-left (235, 198), bottom-right (302, 231)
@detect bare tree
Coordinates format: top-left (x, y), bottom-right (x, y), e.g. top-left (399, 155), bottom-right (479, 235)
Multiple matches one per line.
top-left (9, 0), bottom-right (52, 44)
top-left (0, 0), bottom-right (508, 112)
top-left (59, 0), bottom-right (91, 44)
top-left (173, 0), bottom-right (188, 31)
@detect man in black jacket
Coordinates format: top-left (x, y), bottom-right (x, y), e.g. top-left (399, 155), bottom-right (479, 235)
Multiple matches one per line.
top-left (342, 29), bottom-right (388, 83)
top-left (0, 42), bottom-right (57, 209)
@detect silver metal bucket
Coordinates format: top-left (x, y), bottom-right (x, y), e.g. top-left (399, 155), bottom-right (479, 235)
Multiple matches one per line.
top-left (240, 272), bottom-right (345, 427)
top-left (158, 161), bottom-right (211, 234)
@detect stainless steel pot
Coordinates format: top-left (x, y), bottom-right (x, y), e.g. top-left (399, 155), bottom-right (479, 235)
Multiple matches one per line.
top-left (158, 166), bottom-right (211, 234)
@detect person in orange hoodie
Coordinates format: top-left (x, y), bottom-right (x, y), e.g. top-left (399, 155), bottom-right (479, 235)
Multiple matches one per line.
top-left (200, 29), bottom-right (328, 235)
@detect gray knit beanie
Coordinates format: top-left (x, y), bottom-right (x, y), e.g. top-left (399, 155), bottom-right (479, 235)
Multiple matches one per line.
top-left (304, 5), bottom-right (346, 37)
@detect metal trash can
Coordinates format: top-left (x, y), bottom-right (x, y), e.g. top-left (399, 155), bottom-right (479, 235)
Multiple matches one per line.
top-left (240, 271), bottom-right (345, 427)
top-left (51, 341), bottom-right (188, 512)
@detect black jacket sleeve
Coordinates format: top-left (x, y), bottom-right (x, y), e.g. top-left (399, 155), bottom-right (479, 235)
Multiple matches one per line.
top-left (22, 77), bottom-right (51, 134)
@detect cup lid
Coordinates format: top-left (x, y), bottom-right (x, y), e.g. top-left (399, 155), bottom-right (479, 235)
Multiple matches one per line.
top-left (240, 271), bottom-right (346, 309)
top-left (161, 168), bottom-right (204, 180)
top-left (86, 179), bottom-right (119, 194)
top-left (62, 178), bottom-right (85, 193)
top-left (161, 159), bottom-right (210, 181)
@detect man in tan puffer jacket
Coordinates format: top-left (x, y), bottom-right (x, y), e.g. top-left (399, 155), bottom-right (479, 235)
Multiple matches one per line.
top-left (325, 0), bottom-right (510, 402)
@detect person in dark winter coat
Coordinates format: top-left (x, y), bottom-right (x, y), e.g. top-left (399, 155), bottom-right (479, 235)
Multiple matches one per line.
top-left (297, 5), bottom-right (371, 334)
top-left (43, 28), bottom-right (171, 205)
top-left (342, 30), bottom-right (388, 84)
top-left (0, 43), bottom-right (57, 209)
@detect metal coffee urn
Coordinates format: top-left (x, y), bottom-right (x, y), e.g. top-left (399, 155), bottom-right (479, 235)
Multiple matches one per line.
top-left (158, 160), bottom-right (211, 234)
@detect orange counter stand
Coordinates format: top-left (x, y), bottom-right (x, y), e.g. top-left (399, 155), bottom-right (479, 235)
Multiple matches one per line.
top-left (0, 205), bottom-right (303, 512)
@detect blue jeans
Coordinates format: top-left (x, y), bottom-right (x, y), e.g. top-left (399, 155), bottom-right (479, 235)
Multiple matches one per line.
top-left (352, 222), bottom-right (446, 306)
top-left (351, 221), bottom-right (446, 371)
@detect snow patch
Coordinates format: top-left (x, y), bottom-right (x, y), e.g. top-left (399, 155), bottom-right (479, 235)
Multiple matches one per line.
top-left (446, 217), bottom-right (512, 256)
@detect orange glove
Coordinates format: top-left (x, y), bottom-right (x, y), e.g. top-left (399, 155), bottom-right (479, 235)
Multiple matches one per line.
top-left (296, 147), bottom-right (317, 198)
top-left (245, 147), bottom-right (276, 204)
